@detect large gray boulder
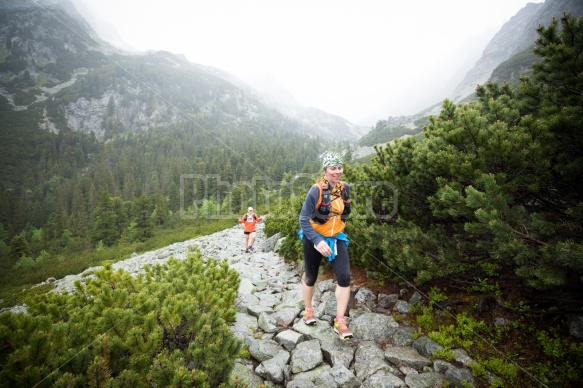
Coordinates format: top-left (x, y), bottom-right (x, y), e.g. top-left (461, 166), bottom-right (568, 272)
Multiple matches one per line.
top-left (350, 312), bottom-right (399, 341)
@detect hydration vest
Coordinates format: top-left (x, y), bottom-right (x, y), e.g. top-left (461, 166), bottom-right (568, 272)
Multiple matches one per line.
top-left (311, 181), bottom-right (351, 224)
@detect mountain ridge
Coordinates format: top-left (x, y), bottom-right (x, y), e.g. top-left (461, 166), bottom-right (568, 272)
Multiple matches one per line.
top-left (0, 0), bottom-right (367, 141)
top-left (0, 0), bottom-right (334, 239)
top-left (450, 2), bottom-right (543, 102)
top-left (352, 0), bottom-right (583, 159)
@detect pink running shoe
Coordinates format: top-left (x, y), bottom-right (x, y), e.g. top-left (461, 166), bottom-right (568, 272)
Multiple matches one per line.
top-left (303, 307), bottom-right (317, 325)
top-left (334, 317), bottom-right (353, 340)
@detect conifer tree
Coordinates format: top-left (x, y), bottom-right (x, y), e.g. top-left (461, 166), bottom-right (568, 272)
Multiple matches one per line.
top-left (68, 181), bottom-right (88, 237)
top-left (522, 14), bottom-right (583, 204)
top-left (131, 195), bottom-right (154, 242)
top-left (345, 13), bottom-right (583, 290)
top-left (167, 181), bottom-right (180, 213)
top-left (112, 197), bottom-right (130, 236)
top-left (91, 191), bottom-right (119, 246)
top-left (152, 193), bottom-right (169, 226)
top-left (8, 235), bottom-right (31, 263)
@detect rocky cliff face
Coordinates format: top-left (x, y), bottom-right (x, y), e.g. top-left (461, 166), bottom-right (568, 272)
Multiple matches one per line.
top-left (353, 0), bottom-right (583, 158)
top-left (452, 0), bottom-right (583, 102)
top-left (0, 0), bottom-right (367, 141)
top-left (451, 2), bottom-right (544, 102)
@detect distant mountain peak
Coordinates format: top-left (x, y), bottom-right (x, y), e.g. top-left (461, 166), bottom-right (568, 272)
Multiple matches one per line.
top-left (451, 2), bottom-right (544, 102)
top-left (352, 0), bottom-right (583, 158)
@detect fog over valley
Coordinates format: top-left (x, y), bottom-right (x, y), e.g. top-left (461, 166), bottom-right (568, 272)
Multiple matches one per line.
top-left (71, 0), bottom-right (541, 125)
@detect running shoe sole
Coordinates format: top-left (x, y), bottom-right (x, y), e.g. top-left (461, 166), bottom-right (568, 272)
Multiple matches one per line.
top-left (303, 318), bottom-right (317, 326)
top-left (333, 323), bottom-right (354, 340)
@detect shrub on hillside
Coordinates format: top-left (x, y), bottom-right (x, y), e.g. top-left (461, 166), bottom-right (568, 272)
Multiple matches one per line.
top-left (264, 197), bottom-right (304, 261)
top-left (345, 14), bottom-right (583, 291)
top-left (0, 250), bottom-right (241, 387)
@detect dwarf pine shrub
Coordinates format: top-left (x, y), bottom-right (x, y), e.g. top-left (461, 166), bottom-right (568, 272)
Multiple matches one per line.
top-left (0, 249), bottom-right (242, 387)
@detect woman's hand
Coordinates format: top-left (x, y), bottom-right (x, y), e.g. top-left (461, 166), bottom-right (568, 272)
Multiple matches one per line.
top-left (316, 240), bottom-right (332, 257)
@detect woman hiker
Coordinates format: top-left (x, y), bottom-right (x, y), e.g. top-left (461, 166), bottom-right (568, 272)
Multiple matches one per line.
top-left (298, 151), bottom-right (353, 340)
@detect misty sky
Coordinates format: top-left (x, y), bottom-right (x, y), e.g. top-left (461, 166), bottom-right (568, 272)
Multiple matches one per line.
top-left (72, 0), bottom-right (543, 125)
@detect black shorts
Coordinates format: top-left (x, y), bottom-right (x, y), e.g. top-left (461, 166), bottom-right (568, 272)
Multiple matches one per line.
top-left (244, 231), bottom-right (255, 235)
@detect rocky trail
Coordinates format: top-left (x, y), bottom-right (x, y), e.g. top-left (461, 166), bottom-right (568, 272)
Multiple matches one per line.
top-left (44, 222), bottom-right (481, 387)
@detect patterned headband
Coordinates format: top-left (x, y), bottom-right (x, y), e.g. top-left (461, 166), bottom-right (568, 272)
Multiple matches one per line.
top-left (322, 152), bottom-right (343, 169)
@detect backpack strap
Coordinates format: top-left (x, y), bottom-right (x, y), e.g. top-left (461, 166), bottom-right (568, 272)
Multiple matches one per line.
top-left (315, 181), bottom-right (346, 209)
top-left (340, 183), bottom-right (349, 203)
top-left (315, 182), bottom-right (325, 209)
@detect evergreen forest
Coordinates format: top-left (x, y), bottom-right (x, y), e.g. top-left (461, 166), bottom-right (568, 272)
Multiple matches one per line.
top-left (0, 113), bottom-right (329, 287)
